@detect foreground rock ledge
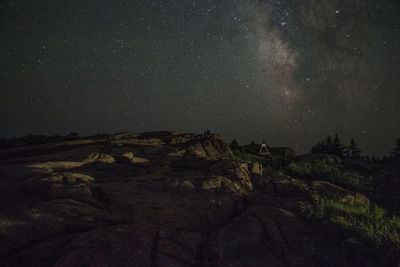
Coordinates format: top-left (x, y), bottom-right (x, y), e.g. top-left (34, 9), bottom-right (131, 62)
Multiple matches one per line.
top-left (0, 131), bottom-right (351, 266)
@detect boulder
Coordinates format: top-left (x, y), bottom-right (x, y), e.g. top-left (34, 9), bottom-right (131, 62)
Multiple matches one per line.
top-left (250, 162), bottom-right (263, 176)
top-left (48, 183), bottom-right (93, 202)
top-left (310, 180), bottom-right (370, 206)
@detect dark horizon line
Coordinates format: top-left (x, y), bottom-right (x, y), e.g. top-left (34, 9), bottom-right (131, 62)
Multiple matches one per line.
top-left (0, 129), bottom-right (397, 159)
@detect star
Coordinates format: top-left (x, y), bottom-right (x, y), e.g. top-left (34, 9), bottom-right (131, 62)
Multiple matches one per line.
top-left (0, 0), bottom-right (398, 157)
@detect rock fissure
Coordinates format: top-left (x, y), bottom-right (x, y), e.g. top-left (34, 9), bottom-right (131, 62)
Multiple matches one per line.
top-left (275, 221), bottom-right (291, 247)
top-left (249, 211), bottom-right (291, 265)
top-left (0, 131), bottom-right (366, 266)
top-left (151, 230), bottom-right (161, 267)
top-left (0, 225), bottom-right (96, 261)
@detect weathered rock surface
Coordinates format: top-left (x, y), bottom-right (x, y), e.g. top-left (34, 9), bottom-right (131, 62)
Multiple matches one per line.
top-left (307, 180), bottom-right (370, 207)
top-left (0, 132), bottom-right (356, 266)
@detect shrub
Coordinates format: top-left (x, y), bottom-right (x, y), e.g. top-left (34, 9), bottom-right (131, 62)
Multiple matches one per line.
top-left (370, 205), bottom-right (386, 220)
top-left (299, 190), bottom-right (400, 264)
top-left (232, 148), bottom-right (265, 163)
top-left (287, 159), bottom-right (371, 193)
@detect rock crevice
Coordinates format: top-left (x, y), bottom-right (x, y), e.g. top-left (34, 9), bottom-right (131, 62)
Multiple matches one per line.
top-left (0, 131), bottom-right (355, 266)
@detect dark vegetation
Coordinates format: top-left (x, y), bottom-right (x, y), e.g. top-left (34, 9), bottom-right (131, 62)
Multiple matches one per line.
top-left (1, 132), bottom-right (399, 264)
top-left (287, 159), bottom-right (371, 193)
top-left (0, 132), bottom-right (80, 148)
top-left (299, 186), bottom-right (400, 266)
top-left (230, 135), bottom-right (400, 265)
top-left (311, 133), bottom-right (362, 158)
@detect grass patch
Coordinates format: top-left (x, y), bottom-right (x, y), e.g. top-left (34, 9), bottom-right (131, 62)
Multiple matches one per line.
top-left (232, 148), bottom-right (292, 171)
top-left (288, 159), bottom-right (371, 193)
top-left (232, 148), bottom-right (266, 163)
top-left (299, 189), bottom-right (400, 265)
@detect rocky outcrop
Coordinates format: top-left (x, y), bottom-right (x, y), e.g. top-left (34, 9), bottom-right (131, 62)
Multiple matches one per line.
top-left (308, 180), bottom-right (370, 207)
top-left (250, 162), bottom-right (263, 176)
top-left (0, 131), bottom-right (358, 266)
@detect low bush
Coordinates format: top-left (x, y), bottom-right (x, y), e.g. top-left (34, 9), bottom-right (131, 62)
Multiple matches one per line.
top-left (300, 191), bottom-right (400, 265)
top-left (288, 159), bottom-right (371, 193)
top-left (232, 148), bottom-right (266, 164)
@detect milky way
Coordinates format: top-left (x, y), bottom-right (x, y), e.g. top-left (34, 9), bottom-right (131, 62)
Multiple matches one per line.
top-left (1, 0), bottom-right (399, 155)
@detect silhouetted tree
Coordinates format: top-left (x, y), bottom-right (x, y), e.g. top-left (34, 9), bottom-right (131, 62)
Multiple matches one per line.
top-left (334, 134), bottom-right (340, 147)
top-left (333, 134), bottom-right (345, 157)
top-left (230, 139), bottom-right (239, 149)
top-left (203, 129), bottom-right (211, 136)
top-left (311, 134), bottom-right (346, 158)
top-left (391, 138), bottom-right (400, 159)
top-left (326, 135), bottom-right (333, 146)
top-left (348, 138), bottom-right (361, 158)
top-left (311, 141), bottom-right (324, 153)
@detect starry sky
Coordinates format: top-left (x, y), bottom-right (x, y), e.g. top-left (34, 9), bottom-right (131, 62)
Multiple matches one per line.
top-left (1, 0), bottom-right (400, 156)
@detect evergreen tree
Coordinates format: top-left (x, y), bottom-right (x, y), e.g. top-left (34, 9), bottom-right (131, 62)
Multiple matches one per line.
top-left (334, 134), bottom-right (340, 147)
top-left (311, 141), bottom-right (324, 153)
top-left (326, 135), bottom-right (333, 146)
top-left (203, 129), bottom-right (211, 136)
top-left (230, 139), bottom-right (239, 149)
top-left (333, 133), bottom-right (345, 157)
top-left (311, 134), bottom-right (346, 158)
top-left (391, 138), bottom-right (400, 158)
top-left (348, 138), bottom-right (361, 158)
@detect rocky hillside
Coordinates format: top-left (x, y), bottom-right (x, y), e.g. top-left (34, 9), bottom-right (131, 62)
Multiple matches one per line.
top-left (0, 131), bottom-right (390, 266)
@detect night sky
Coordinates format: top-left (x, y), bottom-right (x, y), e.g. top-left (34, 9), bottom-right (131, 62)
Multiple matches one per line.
top-left (1, 0), bottom-right (400, 156)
